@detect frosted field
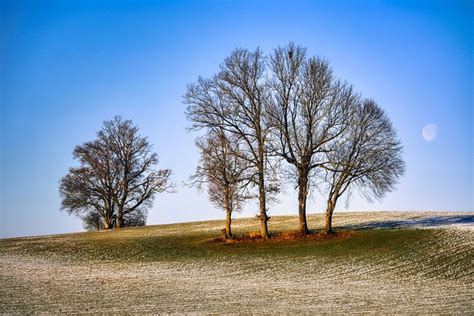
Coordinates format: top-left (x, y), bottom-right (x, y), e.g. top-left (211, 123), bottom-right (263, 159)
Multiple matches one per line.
top-left (1, 211), bottom-right (473, 313)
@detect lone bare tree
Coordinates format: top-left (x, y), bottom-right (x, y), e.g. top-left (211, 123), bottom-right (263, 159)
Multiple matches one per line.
top-left (268, 43), bottom-right (358, 234)
top-left (59, 116), bottom-right (172, 229)
top-left (185, 48), bottom-right (278, 240)
top-left (322, 100), bottom-right (405, 233)
top-left (190, 128), bottom-right (252, 239)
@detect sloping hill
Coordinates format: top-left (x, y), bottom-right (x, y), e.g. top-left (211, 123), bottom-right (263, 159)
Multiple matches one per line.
top-left (1, 211), bottom-right (473, 313)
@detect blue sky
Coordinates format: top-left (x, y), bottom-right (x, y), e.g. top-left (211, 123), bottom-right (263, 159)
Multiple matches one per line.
top-left (1, 0), bottom-right (472, 238)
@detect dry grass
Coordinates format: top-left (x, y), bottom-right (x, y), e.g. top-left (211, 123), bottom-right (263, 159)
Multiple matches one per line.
top-left (0, 211), bottom-right (473, 313)
top-left (210, 230), bottom-right (353, 244)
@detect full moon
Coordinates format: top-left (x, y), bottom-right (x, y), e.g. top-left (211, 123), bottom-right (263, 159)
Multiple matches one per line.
top-left (422, 123), bottom-right (438, 142)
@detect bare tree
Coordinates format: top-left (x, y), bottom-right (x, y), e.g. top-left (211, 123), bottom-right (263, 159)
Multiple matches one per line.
top-left (267, 43), bottom-right (357, 234)
top-left (322, 100), bottom-right (405, 233)
top-left (190, 128), bottom-right (252, 239)
top-left (59, 117), bottom-right (172, 229)
top-left (185, 48), bottom-right (278, 240)
top-left (100, 117), bottom-right (172, 228)
top-left (60, 134), bottom-right (118, 229)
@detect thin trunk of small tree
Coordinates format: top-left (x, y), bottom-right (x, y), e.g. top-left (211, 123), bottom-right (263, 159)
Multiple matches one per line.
top-left (223, 187), bottom-right (233, 239)
top-left (325, 180), bottom-right (344, 234)
top-left (225, 206), bottom-right (233, 239)
top-left (258, 178), bottom-right (269, 240)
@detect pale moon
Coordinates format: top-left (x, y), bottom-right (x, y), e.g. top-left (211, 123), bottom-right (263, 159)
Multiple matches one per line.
top-left (422, 123), bottom-right (438, 142)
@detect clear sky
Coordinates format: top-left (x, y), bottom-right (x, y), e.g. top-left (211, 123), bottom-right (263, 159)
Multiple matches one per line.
top-left (1, 0), bottom-right (472, 238)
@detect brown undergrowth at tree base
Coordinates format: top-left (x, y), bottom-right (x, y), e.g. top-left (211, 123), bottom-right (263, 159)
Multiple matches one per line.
top-left (208, 230), bottom-right (353, 244)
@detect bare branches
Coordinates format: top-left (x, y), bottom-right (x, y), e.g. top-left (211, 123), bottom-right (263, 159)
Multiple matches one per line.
top-left (322, 99), bottom-right (405, 233)
top-left (189, 129), bottom-right (253, 238)
top-left (267, 43), bottom-right (358, 234)
top-left (185, 48), bottom-right (276, 240)
top-left (186, 43), bottom-right (404, 237)
top-left (59, 116), bottom-right (172, 230)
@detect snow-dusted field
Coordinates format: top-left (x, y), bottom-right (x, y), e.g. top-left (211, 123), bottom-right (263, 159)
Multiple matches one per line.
top-left (1, 211), bottom-right (473, 313)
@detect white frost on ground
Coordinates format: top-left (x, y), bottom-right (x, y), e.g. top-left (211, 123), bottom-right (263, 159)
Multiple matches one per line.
top-left (1, 211), bottom-right (473, 313)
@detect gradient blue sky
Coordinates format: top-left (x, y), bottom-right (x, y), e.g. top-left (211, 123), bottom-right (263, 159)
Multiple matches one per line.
top-left (1, 0), bottom-right (472, 238)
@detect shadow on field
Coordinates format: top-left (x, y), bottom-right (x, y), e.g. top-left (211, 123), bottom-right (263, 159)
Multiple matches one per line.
top-left (337, 214), bottom-right (474, 231)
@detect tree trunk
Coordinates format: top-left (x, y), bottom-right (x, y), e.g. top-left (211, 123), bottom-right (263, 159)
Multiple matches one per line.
top-left (324, 200), bottom-right (335, 234)
top-left (116, 207), bottom-right (124, 228)
top-left (225, 207), bottom-right (233, 239)
top-left (258, 184), bottom-right (269, 240)
top-left (103, 219), bottom-right (111, 230)
top-left (256, 123), bottom-right (269, 240)
top-left (297, 168), bottom-right (310, 235)
top-left (258, 168), bottom-right (269, 240)
top-left (118, 159), bottom-right (129, 229)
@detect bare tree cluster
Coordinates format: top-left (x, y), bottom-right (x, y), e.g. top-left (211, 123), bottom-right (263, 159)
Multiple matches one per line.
top-left (59, 116), bottom-right (172, 230)
top-left (185, 49), bottom-right (279, 240)
top-left (60, 44), bottom-right (403, 237)
top-left (186, 43), bottom-right (405, 238)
